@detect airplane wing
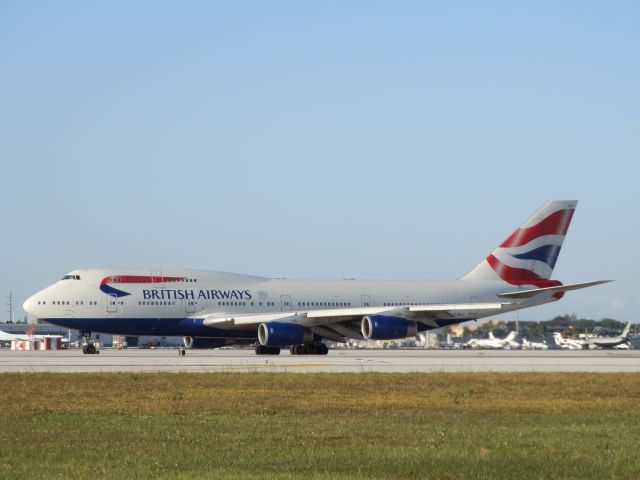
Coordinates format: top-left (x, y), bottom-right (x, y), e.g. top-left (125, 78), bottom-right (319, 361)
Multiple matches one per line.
top-left (0, 330), bottom-right (24, 341)
top-left (0, 330), bottom-right (63, 341)
top-left (201, 302), bottom-right (512, 341)
top-left (497, 280), bottom-right (612, 299)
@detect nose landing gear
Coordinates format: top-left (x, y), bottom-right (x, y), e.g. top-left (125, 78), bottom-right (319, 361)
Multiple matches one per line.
top-left (80, 331), bottom-right (99, 355)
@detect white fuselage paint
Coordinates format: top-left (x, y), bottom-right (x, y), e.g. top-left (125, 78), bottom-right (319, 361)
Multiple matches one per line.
top-left (23, 268), bottom-right (556, 338)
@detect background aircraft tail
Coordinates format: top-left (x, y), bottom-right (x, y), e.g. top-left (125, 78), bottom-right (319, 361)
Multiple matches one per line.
top-left (553, 332), bottom-right (565, 345)
top-left (621, 322), bottom-right (632, 339)
top-left (463, 200), bottom-right (577, 287)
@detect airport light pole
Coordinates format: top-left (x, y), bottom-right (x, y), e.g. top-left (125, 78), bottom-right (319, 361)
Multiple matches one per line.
top-left (5, 292), bottom-right (13, 324)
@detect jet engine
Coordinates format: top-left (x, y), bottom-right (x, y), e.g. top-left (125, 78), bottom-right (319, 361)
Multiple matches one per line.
top-left (361, 315), bottom-right (417, 340)
top-left (258, 322), bottom-right (313, 347)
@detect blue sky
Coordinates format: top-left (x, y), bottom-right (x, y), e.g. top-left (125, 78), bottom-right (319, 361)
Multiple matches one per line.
top-left (1, 1), bottom-right (639, 323)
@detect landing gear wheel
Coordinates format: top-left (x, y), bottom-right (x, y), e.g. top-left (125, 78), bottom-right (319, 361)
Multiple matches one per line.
top-left (290, 343), bottom-right (328, 355)
top-left (80, 330), bottom-right (98, 355)
top-left (315, 343), bottom-right (329, 355)
top-left (255, 345), bottom-right (280, 355)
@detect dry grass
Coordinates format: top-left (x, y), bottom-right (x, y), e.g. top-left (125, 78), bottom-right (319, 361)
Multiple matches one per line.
top-left (0, 373), bottom-right (639, 479)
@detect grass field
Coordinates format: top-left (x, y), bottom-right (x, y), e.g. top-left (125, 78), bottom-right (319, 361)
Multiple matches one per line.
top-left (0, 372), bottom-right (639, 479)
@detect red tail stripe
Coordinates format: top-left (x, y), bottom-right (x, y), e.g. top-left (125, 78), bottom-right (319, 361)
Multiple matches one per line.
top-left (486, 255), bottom-right (562, 288)
top-left (100, 275), bottom-right (185, 286)
top-left (499, 208), bottom-right (575, 248)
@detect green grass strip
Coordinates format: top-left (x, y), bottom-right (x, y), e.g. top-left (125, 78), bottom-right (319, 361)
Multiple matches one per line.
top-left (0, 372), bottom-right (639, 479)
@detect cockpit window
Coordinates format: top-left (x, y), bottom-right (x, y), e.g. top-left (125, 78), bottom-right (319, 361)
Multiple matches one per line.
top-left (61, 274), bottom-right (81, 280)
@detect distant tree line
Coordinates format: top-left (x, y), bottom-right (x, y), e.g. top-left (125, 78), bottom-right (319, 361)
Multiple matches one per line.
top-left (450, 315), bottom-right (629, 339)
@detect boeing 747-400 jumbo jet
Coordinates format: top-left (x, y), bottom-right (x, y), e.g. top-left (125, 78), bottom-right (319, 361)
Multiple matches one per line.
top-left (23, 200), bottom-right (610, 355)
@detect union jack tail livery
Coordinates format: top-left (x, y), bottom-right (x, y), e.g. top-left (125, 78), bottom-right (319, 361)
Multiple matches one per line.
top-left (463, 200), bottom-right (577, 287)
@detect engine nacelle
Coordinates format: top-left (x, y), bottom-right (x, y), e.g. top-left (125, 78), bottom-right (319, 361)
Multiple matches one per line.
top-left (361, 315), bottom-right (417, 340)
top-left (182, 337), bottom-right (230, 349)
top-left (258, 322), bottom-right (313, 347)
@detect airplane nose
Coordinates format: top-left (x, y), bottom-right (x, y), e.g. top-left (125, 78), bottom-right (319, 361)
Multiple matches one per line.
top-left (23, 295), bottom-right (38, 318)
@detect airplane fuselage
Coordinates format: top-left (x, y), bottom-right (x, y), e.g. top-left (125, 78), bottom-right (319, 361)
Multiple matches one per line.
top-left (23, 268), bottom-right (551, 339)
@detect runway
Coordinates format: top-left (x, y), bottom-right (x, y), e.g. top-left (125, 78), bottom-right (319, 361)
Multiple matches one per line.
top-left (1, 348), bottom-right (640, 373)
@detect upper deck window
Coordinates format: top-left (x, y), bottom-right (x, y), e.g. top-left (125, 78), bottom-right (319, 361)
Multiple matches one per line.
top-left (61, 274), bottom-right (81, 280)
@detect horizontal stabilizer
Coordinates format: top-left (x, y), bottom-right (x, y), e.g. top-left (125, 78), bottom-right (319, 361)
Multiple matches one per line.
top-left (409, 303), bottom-right (507, 312)
top-left (497, 280), bottom-right (612, 299)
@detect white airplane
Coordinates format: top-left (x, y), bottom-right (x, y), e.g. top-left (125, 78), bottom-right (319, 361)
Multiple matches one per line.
top-left (23, 200), bottom-right (610, 355)
top-left (521, 338), bottom-right (549, 350)
top-left (465, 331), bottom-right (519, 349)
top-left (553, 332), bottom-right (586, 350)
top-left (0, 329), bottom-right (65, 342)
top-left (583, 322), bottom-right (633, 349)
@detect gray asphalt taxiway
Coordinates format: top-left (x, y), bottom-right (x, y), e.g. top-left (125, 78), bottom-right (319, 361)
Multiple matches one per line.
top-left (1, 348), bottom-right (639, 373)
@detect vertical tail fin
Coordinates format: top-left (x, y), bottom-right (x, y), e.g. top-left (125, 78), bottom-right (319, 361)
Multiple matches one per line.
top-left (621, 322), bottom-right (632, 339)
top-left (463, 200), bottom-right (577, 287)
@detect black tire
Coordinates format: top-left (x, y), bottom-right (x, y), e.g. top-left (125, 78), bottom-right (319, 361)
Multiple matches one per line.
top-left (315, 343), bottom-right (329, 355)
top-left (256, 345), bottom-right (280, 355)
top-left (82, 346), bottom-right (88, 354)
top-left (86, 344), bottom-right (96, 355)
top-left (293, 344), bottom-right (306, 355)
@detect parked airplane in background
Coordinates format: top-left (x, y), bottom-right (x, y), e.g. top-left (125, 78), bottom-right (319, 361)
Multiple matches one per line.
top-left (584, 322), bottom-right (633, 349)
top-left (23, 200), bottom-right (610, 355)
top-left (466, 331), bottom-right (519, 349)
top-left (0, 330), bottom-right (65, 343)
top-left (554, 323), bottom-right (632, 350)
top-left (521, 338), bottom-right (549, 350)
top-left (553, 332), bottom-right (586, 350)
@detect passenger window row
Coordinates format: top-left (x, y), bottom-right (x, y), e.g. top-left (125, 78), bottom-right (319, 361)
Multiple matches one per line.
top-left (37, 300), bottom-right (99, 306)
top-left (216, 301), bottom-right (276, 307)
top-left (297, 301), bottom-right (352, 307)
top-left (382, 302), bottom-right (442, 306)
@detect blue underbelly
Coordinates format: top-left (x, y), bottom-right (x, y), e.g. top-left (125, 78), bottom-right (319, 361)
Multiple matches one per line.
top-left (42, 317), bottom-right (256, 338)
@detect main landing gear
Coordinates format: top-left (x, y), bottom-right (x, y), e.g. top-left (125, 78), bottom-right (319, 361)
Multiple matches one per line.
top-left (290, 343), bottom-right (329, 355)
top-left (254, 343), bottom-right (329, 355)
top-left (80, 331), bottom-right (99, 355)
top-left (255, 345), bottom-right (281, 355)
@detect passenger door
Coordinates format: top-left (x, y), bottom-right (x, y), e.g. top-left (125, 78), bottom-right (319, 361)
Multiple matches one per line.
top-left (107, 296), bottom-right (118, 313)
top-left (185, 299), bottom-right (196, 314)
top-left (280, 295), bottom-right (291, 312)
